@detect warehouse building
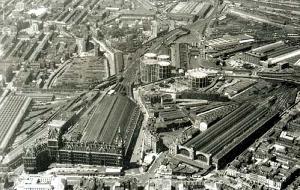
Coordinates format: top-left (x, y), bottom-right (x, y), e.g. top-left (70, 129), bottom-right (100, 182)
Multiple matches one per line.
top-left (168, 1), bottom-right (212, 23)
top-left (118, 9), bottom-right (156, 21)
top-left (154, 106), bottom-right (191, 132)
top-left (205, 34), bottom-right (254, 51)
top-left (266, 49), bottom-right (300, 66)
top-left (241, 41), bottom-right (300, 67)
top-left (241, 41), bottom-right (286, 65)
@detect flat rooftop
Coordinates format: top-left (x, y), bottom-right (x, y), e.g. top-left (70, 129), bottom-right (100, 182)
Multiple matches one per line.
top-left (252, 41), bottom-right (285, 54)
top-left (206, 34), bottom-right (254, 50)
top-left (170, 1), bottom-right (210, 16)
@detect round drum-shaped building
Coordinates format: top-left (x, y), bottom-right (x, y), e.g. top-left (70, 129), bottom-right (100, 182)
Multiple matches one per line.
top-left (158, 61), bottom-right (171, 80)
top-left (144, 53), bottom-right (157, 60)
top-left (141, 59), bottom-right (158, 83)
top-left (188, 71), bottom-right (208, 88)
top-left (157, 54), bottom-right (170, 61)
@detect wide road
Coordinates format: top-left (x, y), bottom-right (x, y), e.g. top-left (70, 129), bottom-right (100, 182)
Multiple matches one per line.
top-left (130, 88), bottom-right (150, 164)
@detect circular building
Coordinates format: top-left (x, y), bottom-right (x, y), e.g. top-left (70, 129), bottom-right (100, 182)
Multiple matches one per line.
top-left (144, 53), bottom-right (157, 60)
top-left (141, 53), bottom-right (158, 83)
top-left (140, 59), bottom-right (158, 83)
top-left (157, 54), bottom-right (170, 61)
top-left (188, 71), bottom-right (208, 88)
top-left (158, 61), bottom-right (171, 80)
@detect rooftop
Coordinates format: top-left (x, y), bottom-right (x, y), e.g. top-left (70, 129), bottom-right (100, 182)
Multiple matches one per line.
top-left (48, 120), bottom-right (66, 128)
top-left (294, 58), bottom-right (300, 66)
top-left (0, 95), bottom-right (31, 152)
top-left (14, 174), bottom-right (66, 190)
top-left (158, 61), bottom-right (171, 67)
top-left (80, 94), bottom-right (139, 145)
top-left (157, 55), bottom-right (170, 59)
top-left (252, 41), bottom-right (285, 54)
top-left (144, 52), bottom-right (157, 59)
top-left (119, 9), bottom-right (155, 16)
top-left (206, 34), bottom-right (254, 50)
top-left (143, 59), bottom-right (157, 65)
top-left (269, 49), bottom-right (300, 64)
top-left (187, 70), bottom-right (208, 78)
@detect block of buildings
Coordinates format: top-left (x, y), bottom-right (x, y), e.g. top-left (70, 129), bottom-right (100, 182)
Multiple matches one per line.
top-left (14, 174), bottom-right (66, 190)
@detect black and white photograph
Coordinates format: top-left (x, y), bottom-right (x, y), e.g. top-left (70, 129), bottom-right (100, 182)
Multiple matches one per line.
top-left (0, 0), bottom-right (300, 189)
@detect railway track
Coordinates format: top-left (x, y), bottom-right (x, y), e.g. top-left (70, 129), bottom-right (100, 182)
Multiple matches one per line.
top-left (185, 103), bottom-right (255, 148)
top-left (203, 106), bottom-right (269, 155)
